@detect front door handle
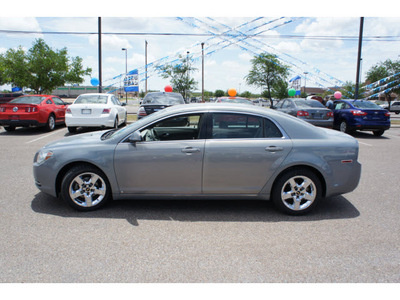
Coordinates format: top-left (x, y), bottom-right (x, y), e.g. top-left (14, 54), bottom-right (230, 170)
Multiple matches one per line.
top-left (265, 146), bottom-right (283, 152)
top-left (182, 147), bottom-right (201, 154)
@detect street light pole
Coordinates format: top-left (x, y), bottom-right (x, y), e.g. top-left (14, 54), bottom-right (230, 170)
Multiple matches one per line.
top-left (122, 48), bottom-right (128, 104)
top-left (303, 72), bottom-right (308, 97)
top-left (145, 40), bottom-right (148, 94)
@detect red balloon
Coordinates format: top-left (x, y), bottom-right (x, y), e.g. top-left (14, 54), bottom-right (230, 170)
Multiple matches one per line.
top-left (164, 85), bottom-right (173, 92)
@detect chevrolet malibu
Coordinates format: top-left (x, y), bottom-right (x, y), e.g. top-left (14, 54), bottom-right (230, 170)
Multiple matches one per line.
top-left (33, 103), bottom-right (361, 215)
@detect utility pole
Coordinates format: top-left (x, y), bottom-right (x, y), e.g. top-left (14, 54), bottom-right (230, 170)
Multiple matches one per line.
top-left (355, 17), bottom-right (364, 100)
top-left (98, 17), bottom-right (102, 93)
top-left (145, 40), bottom-right (148, 94)
top-left (201, 43), bottom-right (204, 102)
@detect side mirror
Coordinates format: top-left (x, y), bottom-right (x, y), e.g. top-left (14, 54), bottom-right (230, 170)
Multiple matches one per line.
top-left (121, 103), bottom-right (127, 106)
top-left (128, 131), bottom-right (142, 143)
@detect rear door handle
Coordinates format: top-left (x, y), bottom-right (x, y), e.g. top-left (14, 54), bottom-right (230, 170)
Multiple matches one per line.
top-left (265, 146), bottom-right (283, 152)
top-left (182, 147), bottom-right (201, 154)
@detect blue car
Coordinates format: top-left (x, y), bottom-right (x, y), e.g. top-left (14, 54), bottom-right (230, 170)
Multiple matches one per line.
top-left (332, 100), bottom-right (390, 136)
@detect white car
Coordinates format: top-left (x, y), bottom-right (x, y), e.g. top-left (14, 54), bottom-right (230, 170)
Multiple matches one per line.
top-left (66, 93), bottom-right (127, 133)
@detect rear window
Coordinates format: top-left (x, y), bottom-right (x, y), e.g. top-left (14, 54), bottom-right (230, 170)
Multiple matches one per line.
top-left (143, 93), bottom-right (184, 105)
top-left (294, 99), bottom-right (325, 108)
top-left (10, 96), bottom-right (45, 104)
top-left (353, 101), bottom-right (382, 109)
top-left (74, 95), bottom-right (108, 104)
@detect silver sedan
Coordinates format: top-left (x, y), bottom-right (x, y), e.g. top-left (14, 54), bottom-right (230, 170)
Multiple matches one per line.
top-left (33, 103), bottom-right (361, 215)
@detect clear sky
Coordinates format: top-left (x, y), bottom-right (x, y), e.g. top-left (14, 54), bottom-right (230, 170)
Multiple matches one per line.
top-left (1, 0), bottom-right (399, 94)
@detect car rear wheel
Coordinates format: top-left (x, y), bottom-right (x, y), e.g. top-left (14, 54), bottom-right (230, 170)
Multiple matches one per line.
top-left (113, 116), bottom-right (119, 129)
top-left (4, 126), bottom-right (15, 132)
top-left (339, 120), bottom-right (352, 134)
top-left (373, 130), bottom-right (385, 136)
top-left (272, 168), bottom-right (322, 215)
top-left (67, 126), bottom-right (77, 133)
top-left (61, 165), bottom-right (111, 211)
top-left (45, 114), bottom-right (56, 131)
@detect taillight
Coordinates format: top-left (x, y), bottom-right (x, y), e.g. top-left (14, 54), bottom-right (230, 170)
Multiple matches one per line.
top-left (384, 111), bottom-right (390, 117)
top-left (102, 108), bottom-right (111, 114)
top-left (351, 110), bottom-right (367, 116)
top-left (327, 111), bottom-right (333, 118)
top-left (25, 107), bottom-right (37, 112)
top-left (66, 108), bottom-right (71, 114)
top-left (297, 110), bottom-right (309, 117)
top-left (138, 107), bottom-right (147, 116)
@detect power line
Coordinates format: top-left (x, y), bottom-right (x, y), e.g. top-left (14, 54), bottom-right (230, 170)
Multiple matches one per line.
top-left (1, 29), bottom-right (400, 41)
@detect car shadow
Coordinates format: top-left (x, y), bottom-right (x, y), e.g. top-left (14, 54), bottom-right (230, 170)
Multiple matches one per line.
top-left (350, 131), bottom-right (390, 139)
top-left (31, 193), bottom-right (360, 226)
top-left (0, 125), bottom-right (65, 136)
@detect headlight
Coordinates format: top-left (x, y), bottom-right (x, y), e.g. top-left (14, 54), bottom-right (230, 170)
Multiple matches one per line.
top-left (35, 150), bottom-right (54, 165)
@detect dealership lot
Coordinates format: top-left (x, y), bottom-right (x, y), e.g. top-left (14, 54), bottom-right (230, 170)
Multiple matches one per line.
top-left (0, 122), bottom-right (399, 283)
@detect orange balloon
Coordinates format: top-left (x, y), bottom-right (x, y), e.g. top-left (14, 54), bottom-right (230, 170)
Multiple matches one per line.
top-left (228, 88), bottom-right (237, 97)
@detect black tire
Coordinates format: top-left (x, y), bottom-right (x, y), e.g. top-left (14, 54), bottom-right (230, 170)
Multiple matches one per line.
top-left (44, 114), bottom-right (56, 131)
top-left (67, 126), bottom-right (77, 133)
top-left (373, 130), bottom-right (384, 137)
top-left (122, 112), bottom-right (128, 126)
top-left (60, 165), bottom-right (111, 211)
top-left (272, 168), bottom-right (322, 215)
top-left (4, 126), bottom-right (15, 132)
top-left (113, 116), bottom-right (119, 129)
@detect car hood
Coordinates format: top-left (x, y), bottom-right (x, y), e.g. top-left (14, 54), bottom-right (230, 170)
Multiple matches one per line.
top-left (42, 130), bottom-right (108, 149)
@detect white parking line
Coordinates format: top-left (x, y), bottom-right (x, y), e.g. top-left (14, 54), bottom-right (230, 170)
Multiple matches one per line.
top-left (358, 141), bottom-right (373, 147)
top-left (26, 131), bottom-right (59, 144)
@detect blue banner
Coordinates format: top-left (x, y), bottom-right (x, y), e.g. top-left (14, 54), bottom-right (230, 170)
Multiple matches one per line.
top-left (12, 87), bottom-right (22, 92)
top-left (124, 69), bottom-right (139, 92)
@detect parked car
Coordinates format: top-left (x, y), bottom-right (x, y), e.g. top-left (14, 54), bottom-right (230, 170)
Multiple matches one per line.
top-left (332, 100), bottom-right (390, 136)
top-left (0, 95), bottom-right (67, 131)
top-left (137, 92), bottom-right (185, 119)
top-left (273, 98), bottom-right (333, 128)
top-left (65, 93), bottom-right (127, 133)
top-left (0, 92), bottom-right (24, 104)
top-left (215, 97), bottom-right (254, 105)
top-left (388, 101), bottom-right (400, 114)
top-left (33, 103), bottom-right (361, 215)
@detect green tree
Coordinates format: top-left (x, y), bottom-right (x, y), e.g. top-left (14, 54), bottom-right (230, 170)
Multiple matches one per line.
top-left (159, 55), bottom-right (197, 100)
top-left (245, 53), bottom-right (290, 106)
top-left (271, 79), bottom-right (289, 100)
top-left (1, 38), bottom-right (91, 94)
top-left (240, 91), bottom-right (252, 98)
top-left (366, 58), bottom-right (400, 106)
top-left (214, 89), bottom-right (225, 98)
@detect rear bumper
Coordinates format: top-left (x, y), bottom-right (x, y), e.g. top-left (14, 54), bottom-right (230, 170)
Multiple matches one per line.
top-left (0, 119), bottom-right (44, 127)
top-left (66, 115), bottom-right (114, 128)
top-left (348, 123), bottom-right (390, 131)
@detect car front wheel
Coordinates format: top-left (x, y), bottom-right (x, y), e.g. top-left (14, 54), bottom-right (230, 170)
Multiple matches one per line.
top-left (272, 168), bottom-right (322, 215)
top-left (61, 165), bottom-right (111, 211)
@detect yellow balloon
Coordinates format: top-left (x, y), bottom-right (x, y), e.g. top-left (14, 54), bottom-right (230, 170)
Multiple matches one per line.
top-left (228, 88), bottom-right (237, 97)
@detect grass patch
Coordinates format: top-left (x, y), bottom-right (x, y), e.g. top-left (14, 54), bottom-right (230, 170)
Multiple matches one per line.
top-left (127, 114), bottom-right (137, 122)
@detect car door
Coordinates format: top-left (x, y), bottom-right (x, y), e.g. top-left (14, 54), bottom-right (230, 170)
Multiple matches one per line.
top-left (114, 113), bottom-right (205, 194)
top-left (51, 97), bottom-right (66, 122)
top-left (332, 101), bottom-right (350, 127)
top-left (202, 112), bottom-right (292, 194)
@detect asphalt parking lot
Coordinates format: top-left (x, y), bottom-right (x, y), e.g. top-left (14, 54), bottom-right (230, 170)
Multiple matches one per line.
top-left (0, 119), bottom-right (399, 283)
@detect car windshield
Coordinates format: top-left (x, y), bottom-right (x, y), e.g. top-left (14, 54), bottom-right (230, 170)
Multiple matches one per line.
top-left (10, 96), bottom-right (45, 104)
top-left (74, 95), bottom-right (108, 104)
top-left (294, 99), bottom-right (325, 108)
top-left (143, 93), bottom-right (184, 105)
top-left (353, 101), bottom-right (382, 109)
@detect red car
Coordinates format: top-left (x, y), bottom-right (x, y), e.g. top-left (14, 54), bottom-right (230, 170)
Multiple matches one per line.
top-left (0, 95), bottom-right (67, 132)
